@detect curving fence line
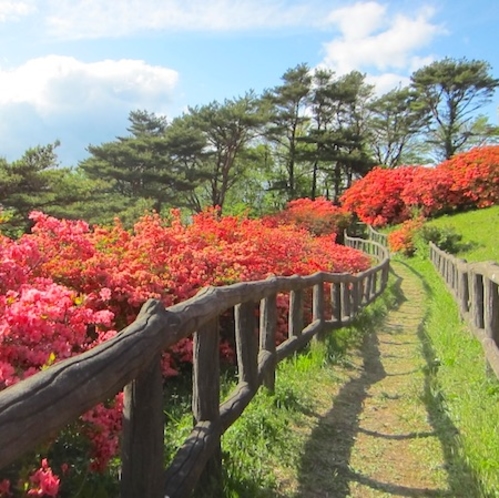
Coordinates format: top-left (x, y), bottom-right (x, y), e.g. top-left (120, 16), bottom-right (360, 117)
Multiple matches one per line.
top-left (0, 234), bottom-right (389, 498)
top-left (429, 242), bottom-right (499, 379)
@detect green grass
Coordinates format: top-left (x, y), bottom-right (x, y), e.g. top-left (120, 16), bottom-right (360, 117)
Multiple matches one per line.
top-left (425, 205), bottom-right (499, 262)
top-left (401, 254), bottom-right (499, 497)
top-left (395, 205), bottom-right (499, 496)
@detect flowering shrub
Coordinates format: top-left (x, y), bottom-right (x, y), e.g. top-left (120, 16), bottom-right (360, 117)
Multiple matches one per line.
top-left (264, 197), bottom-right (351, 236)
top-left (442, 146), bottom-right (499, 209)
top-left (27, 459), bottom-right (60, 497)
top-left (340, 166), bottom-right (419, 226)
top-left (342, 146), bottom-right (499, 226)
top-left (387, 217), bottom-right (425, 256)
top-left (400, 166), bottom-right (457, 216)
top-left (0, 207), bottom-right (371, 494)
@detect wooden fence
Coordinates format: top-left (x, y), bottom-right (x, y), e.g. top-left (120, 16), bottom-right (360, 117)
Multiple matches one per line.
top-left (429, 242), bottom-right (499, 378)
top-left (0, 234), bottom-right (389, 498)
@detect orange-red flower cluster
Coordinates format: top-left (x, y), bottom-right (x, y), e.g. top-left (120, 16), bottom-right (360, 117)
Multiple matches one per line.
top-left (341, 146), bottom-right (499, 226)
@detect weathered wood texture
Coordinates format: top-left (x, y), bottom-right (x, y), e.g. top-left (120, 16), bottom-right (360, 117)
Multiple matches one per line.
top-left (122, 354), bottom-right (164, 498)
top-left (429, 242), bottom-right (499, 379)
top-left (0, 233), bottom-right (389, 498)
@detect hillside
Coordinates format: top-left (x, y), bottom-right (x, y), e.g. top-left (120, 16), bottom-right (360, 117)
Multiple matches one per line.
top-left (425, 205), bottom-right (499, 262)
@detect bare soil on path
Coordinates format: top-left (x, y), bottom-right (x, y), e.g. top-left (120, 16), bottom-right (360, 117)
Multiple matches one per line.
top-left (280, 261), bottom-right (467, 498)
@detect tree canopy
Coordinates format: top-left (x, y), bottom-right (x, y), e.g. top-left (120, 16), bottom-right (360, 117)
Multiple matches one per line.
top-left (411, 57), bottom-right (499, 159)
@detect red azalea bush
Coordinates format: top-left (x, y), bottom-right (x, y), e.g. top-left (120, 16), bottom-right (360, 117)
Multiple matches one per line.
top-left (264, 197), bottom-right (351, 236)
top-left (0, 208), bottom-right (371, 494)
top-left (400, 166), bottom-right (457, 216)
top-left (340, 166), bottom-right (419, 226)
top-left (342, 146), bottom-right (499, 226)
top-left (442, 146), bottom-right (499, 208)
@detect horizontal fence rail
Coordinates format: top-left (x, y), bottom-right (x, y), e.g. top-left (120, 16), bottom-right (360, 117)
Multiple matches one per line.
top-left (0, 234), bottom-right (390, 498)
top-left (429, 242), bottom-right (499, 378)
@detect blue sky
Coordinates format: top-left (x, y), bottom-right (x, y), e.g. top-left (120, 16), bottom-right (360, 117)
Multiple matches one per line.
top-left (1, 0), bottom-right (498, 166)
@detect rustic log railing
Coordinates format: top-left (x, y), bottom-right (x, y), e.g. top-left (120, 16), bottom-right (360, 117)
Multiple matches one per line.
top-left (365, 224), bottom-right (388, 247)
top-left (429, 242), bottom-right (499, 379)
top-left (0, 234), bottom-right (389, 498)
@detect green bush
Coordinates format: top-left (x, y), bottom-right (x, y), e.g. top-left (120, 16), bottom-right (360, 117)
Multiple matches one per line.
top-left (417, 225), bottom-right (463, 254)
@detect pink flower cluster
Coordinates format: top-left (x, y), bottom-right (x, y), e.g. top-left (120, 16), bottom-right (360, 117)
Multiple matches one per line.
top-left (27, 459), bottom-right (60, 497)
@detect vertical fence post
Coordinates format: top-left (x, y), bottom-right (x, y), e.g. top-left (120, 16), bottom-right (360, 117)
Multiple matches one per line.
top-left (457, 262), bottom-right (469, 315)
top-left (313, 282), bottom-right (325, 341)
top-left (192, 318), bottom-right (222, 494)
top-left (470, 269), bottom-right (485, 330)
top-left (289, 289), bottom-right (304, 338)
top-left (351, 278), bottom-right (360, 315)
top-left (260, 294), bottom-right (277, 392)
top-left (313, 283), bottom-right (325, 323)
top-left (371, 272), bottom-right (378, 300)
top-left (331, 281), bottom-right (342, 325)
top-left (341, 279), bottom-right (351, 321)
top-left (121, 354), bottom-right (164, 498)
top-left (484, 275), bottom-right (499, 345)
top-left (235, 301), bottom-right (258, 389)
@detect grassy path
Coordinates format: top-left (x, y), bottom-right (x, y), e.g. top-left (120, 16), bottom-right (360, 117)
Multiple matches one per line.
top-left (281, 261), bottom-right (459, 497)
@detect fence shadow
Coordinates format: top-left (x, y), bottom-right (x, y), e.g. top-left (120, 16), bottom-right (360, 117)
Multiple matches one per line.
top-left (293, 263), bottom-right (483, 497)
top-left (401, 261), bottom-right (489, 498)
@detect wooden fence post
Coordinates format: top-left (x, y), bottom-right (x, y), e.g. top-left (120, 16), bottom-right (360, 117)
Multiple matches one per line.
top-left (235, 302), bottom-right (258, 389)
top-left (470, 269), bottom-right (485, 330)
top-left (456, 262), bottom-right (469, 315)
top-left (121, 354), bottom-right (164, 498)
top-left (260, 294), bottom-right (277, 392)
top-left (192, 318), bottom-right (222, 495)
top-left (331, 281), bottom-right (342, 325)
top-left (289, 290), bottom-right (304, 338)
top-left (484, 276), bottom-right (499, 345)
top-left (313, 282), bottom-right (325, 341)
top-left (342, 280), bottom-right (351, 320)
top-left (351, 278), bottom-right (360, 315)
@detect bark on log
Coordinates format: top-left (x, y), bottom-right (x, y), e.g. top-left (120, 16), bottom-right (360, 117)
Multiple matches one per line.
top-left (259, 295), bottom-right (277, 392)
top-left (192, 319), bottom-right (221, 494)
top-left (122, 354), bottom-right (164, 498)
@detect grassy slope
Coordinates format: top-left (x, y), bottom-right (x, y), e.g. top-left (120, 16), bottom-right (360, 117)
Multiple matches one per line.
top-left (425, 205), bottom-right (499, 262)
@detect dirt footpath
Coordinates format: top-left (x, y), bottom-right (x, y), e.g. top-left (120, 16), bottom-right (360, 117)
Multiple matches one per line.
top-left (287, 261), bottom-right (459, 498)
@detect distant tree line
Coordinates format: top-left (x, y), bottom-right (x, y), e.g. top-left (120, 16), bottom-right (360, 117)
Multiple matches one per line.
top-left (1, 57), bottom-right (498, 234)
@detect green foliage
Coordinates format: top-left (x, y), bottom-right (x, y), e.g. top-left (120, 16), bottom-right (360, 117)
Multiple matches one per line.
top-left (79, 110), bottom-right (206, 218)
top-left (411, 57), bottom-right (499, 160)
top-left (187, 92), bottom-right (266, 211)
top-left (0, 143), bottom-right (99, 235)
top-left (368, 86), bottom-right (429, 167)
top-left (416, 224), bottom-right (463, 254)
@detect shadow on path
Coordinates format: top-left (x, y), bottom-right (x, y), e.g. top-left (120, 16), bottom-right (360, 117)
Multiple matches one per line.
top-left (293, 262), bottom-right (483, 497)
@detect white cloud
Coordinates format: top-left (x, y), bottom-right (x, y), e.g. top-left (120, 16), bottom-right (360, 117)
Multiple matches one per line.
top-left (0, 0), bottom-right (34, 22)
top-left (44, 0), bottom-right (313, 39)
top-left (0, 56), bottom-right (179, 164)
top-left (366, 73), bottom-right (410, 95)
top-left (324, 1), bottom-right (387, 40)
top-left (320, 2), bottom-right (445, 91)
top-left (0, 55), bottom-right (179, 114)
